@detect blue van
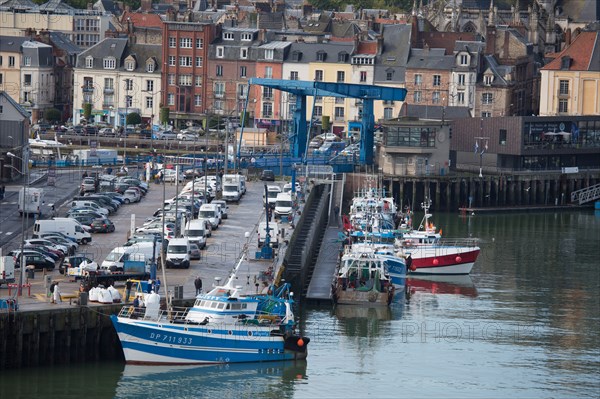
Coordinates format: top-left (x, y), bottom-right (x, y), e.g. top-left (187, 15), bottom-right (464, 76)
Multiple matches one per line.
top-left (314, 141), bottom-right (347, 156)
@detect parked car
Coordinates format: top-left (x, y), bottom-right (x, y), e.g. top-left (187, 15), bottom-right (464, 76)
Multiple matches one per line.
top-left (81, 177), bottom-right (97, 193)
top-left (177, 132), bottom-right (198, 141)
top-left (42, 235), bottom-right (78, 255)
top-left (32, 122), bottom-right (51, 133)
top-left (67, 208), bottom-right (106, 220)
top-left (59, 255), bottom-right (97, 275)
top-left (122, 189), bottom-right (141, 203)
top-left (309, 137), bottom-right (323, 149)
top-left (70, 214), bottom-right (96, 227)
top-left (155, 130), bottom-right (178, 140)
top-left (90, 218), bottom-right (115, 233)
top-left (139, 129), bottom-right (152, 138)
top-left (260, 169), bottom-right (275, 181)
top-left (24, 239), bottom-right (68, 255)
top-left (14, 252), bottom-right (56, 270)
top-left (99, 127), bottom-right (115, 136)
top-left (83, 126), bottom-right (98, 136)
top-left (12, 248), bottom-right (59, 263)
top-left (189, 243), bottom-right (201, 260)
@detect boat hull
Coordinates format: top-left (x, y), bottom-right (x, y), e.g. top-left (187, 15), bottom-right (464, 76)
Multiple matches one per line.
top-left (332, 286), bottom-right (394, 306)
top-left (110, 315), bottom-right (308, 365)
top-left (405, 247), bottom-right (480, 275)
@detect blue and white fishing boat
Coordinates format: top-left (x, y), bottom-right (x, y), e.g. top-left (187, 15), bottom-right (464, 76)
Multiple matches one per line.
top-left (110, 255), bottom-right (309, 365)
top-left (348, 242), bottom-right (407, 289)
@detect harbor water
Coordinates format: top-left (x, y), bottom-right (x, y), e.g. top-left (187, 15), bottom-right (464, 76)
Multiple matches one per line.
top-left (0, 211), bottom-right (598, 398)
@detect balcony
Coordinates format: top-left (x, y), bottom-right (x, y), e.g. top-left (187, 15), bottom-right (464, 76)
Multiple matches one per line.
top-left (102, 103), bottom-right (114, 109)
top-left (214, 92), bottom-right (224, 98)
top-left (263, 94), bottom-right (273, 100)
top-left (82, 86), bottom-right (94, 93)
top-left (557, 90), bottom-right (570, 98)
top-left (104, 87), bottom-right (114, 94)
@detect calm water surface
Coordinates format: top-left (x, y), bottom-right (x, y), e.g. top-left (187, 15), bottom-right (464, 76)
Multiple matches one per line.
top-left (1, 211), bottom-right (598, 398)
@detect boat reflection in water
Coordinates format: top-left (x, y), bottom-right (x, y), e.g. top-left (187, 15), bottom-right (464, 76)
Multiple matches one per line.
top-left (407, 275), bottom-right (478, 297)
top-left (115, 361), bottom-right (307, 399)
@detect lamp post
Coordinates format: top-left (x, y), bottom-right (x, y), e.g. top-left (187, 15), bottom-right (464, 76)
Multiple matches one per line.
top-left (5, 150), bottom-right (29, 301)
top-left (474, 136), bottom-right (489, 178)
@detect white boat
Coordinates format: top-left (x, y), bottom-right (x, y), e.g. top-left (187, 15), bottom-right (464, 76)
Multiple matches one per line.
top-left (110, 255), bottom-right (309, 365)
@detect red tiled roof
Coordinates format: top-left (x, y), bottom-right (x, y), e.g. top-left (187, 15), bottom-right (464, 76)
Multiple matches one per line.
top-left (122, 12), bottom-right (163, 29)
top-left (375, 18), bottom-right (406, 24)
top-left (357, 41), bottom-right (377, 54)
top-left (541, 31), bottom-right (599, 71)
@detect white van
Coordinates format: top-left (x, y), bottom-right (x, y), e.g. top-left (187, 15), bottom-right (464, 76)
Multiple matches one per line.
top-left (258, 222), bottom-right (279, 248)
top-left (274, 193), bottom-right (294, 220)
top-left (71, 200), bottom-right (109, 217)
top-left (211, 200), bottom-right (228, 219)
top-left (184, 219), bottom-right (208, 249)
top-left (101, 242), bottom-right (159, 271)
top-left (222, 174), bottom-right (242, 202)
top-left (264, 185), bottom-right (282, 208)
top-left (166, 238), bottom-right (191, 269)
top-left (19, 187), bottom-right (44, 216)
top-left (33, 218), bottom-right (93, 244)
top-left (198, 204), bottom-right (220, 229)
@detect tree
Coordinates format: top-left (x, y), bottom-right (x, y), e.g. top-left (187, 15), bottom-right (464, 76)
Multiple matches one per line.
top-left (44, 108), bottom-right (61, 123)
top-left (83, 103), bottom-right (92, 122)
top-left (159, 106), bottom-right (170, 125)
top-left (126, 112), bottom-right (142, 126)
top-left (322, 115), bottom-right (331, 132)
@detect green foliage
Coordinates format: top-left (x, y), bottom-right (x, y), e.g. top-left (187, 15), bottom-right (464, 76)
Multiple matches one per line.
top-left (322, 115), bottom-right (330, 131)
top-left (83, 103), bottom-right (92, 120)
top-left (159, 107), bottom-right (170, 124)
top-left (44, 108), bottom-right (61, 122)
top-left (307, 0), bottom-right (412, 12)
top-left (126, 112), bottom-right (142, 126)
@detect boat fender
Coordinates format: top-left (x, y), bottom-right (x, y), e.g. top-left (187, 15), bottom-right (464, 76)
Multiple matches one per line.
top-left (455, 256), bottom-right (462, 263)
top-left (433, 258), bottom-right (439, 265)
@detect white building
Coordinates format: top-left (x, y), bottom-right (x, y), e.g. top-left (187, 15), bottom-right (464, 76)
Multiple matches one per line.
top-left (72, 37), bottom-right (162, 127)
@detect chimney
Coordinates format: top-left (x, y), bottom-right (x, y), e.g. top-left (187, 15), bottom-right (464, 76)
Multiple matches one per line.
top-left (486, 25), bottom-right (496, 55)
top-left (141, 0), bottom-right (151, 11)
top-left (503, 29), bottom-right (510, 59)
top-left (565, 28), bottom-right (572, 46)
top-left (376, 35), bottom-right (383, 55)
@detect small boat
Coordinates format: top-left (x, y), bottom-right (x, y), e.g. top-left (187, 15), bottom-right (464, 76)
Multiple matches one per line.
top-left (394, 200), bottom-right (480, 275)
top-left (332, 246), bottom-right (397, 306)
top-left (110, 254), bottom-right (309, 365)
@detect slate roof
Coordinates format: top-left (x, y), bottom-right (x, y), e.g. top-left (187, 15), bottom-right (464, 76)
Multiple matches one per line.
top-left (541, 31), bottom-right (600, 72)
top-left (0, 91), bottom-right (31, 119)
top-left (0, 0), bottom-right (36, 9)
top-left (483, 55), bottom-right (511, 87)
top-left (76, 38), bottom-right (128, 69)
top-left (0, 36), bottom-right (30, 53)
top-left (285, 41), bottom-right (355, 63)
top-left (38, 0), bottom-right (74, 12)
top-left (407, 48), bottom-right (454, 70)
top-left (76, 38), bottom-right (162, 73)
top-left (49, 31), bottom-right (81, 55)
top-left (374, 24), bottom-right (412, 83)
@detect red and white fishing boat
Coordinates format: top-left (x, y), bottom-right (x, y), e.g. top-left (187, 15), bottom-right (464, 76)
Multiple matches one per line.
top-left (396, 200), bottom-right (480, 275)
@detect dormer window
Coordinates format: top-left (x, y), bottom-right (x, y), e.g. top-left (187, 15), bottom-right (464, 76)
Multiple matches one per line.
top-left (292, 51), bottom-right (302, 61)
top-left (241, 32), bottom-right (253, 41)
top-left (317, 51), bottom-right (326, 62)
top-left (125, 60), bottom-right (135, 71)
top-left (484, 74), bottom-right (493, 86)
top-left (103, 57), bottom-right (116, 69)
top-left (338, 52), bottom-right (348, 63)
top-left (560, 56), bottom-right (571, 70)
top-left (459, 53), bottom-right (469, 66)
top-left (265, 49), bottom-right (274, 60)
top-left (85, 56), bottom-right (93, 68)
top-left (223, 32), bottom-right (234, 40)
top-left (216, 46), bottom-right (224, 58)
top-left (146, 60), bottom-right (155, 73)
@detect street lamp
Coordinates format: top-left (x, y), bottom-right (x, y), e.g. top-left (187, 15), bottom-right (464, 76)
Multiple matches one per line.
top-left (5, 151), bottom-right (29, 302)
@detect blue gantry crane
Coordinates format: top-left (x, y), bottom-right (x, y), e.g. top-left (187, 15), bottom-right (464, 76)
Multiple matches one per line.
top-left (238, 79), bottom-right (407, 165)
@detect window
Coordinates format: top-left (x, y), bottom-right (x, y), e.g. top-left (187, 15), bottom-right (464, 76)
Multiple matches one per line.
top-left (222, 32), bottom-right (234, 40)
top-left (216, 46), bottom-right (224, 58)
top-left (146, 80), bottom-right (154, 92)
top-left (125, 95), bottom-right (133, 108)
top-left (240, 48), bottom-right (248, 59)
top-left (24, 56), bottom-right (31, 66)
top-left (317, 51), bottom-right (326, 61)
top-left (168, 74), bottom-right (175, 86)
top-left (196, 38), bottom-right (203, 49)
top-left (414, 74), bottom-right (422, 85)
top-left (0, 73), bottom-right (3, 85)
top-left (315, 96), bottom-right (322, 103)
top-left (264, 66), bottom-right (272, 79)
top-left (195, 57), bottom-right (203, 67)
top-left (238, 84), bottom-right (248, 98)
top-left (482, 112), bottom-right (491, 117)
top-left (194, 95), bottom-right (202, 106)
top-left (315, 70), bottom-right (323, 81)
top-left (262, 102), bottom-right (273, 117)
top-left (85, 56), bottom-right (93, 68)
top-left (386, 70), bottom-right (393, 81)
top-left (146, 62), bottom-right (155, 73)
top-left (433, 75), bottom-right (441, 86)
top-left (240, 66), bottom-right (247, 78)
top-left (559, 80), bottom-right (569, 95)
top-left (214, 82), bottom-right (225, 97)
top-left (314, 106), bottom-right (322, 117)
top-left (124, 79), bottom-right (133, 91)
top-left (337, 71), bottom-right (345, 83)
top-left (482, 93), bottom-right (493, 105)
top-left (558, 99), bottom-right (568, 113)
top-left (104, 78), bottom-right (114, 90)
top-left (179, 75), bottom-right (192, 86)
top-left (292, 51), bottom-right (302, 62)
top-left (384, 107), bottom-right (393, 119)
top-left (457, 92), bottom-right (465, 104)
top-left (179, 56), bottom-right (192, 67)
top-left (432, 91), bottom-right (440, 104)
top-left (413, 91), bottom-right (422, 103)
top-left (338, 52), bottom-right (348, 62)
top-left (195, 76), bottom-right (202, 87)
top-left (180, 38), bottom-right (192, 48)
top-left (168, 56), bottom-right (176, 66)
top-left (290, 71), bottom-right (298, 80)
top-left (460, 54), bottom-right (468, 65)
top-left (24, 74), bottom-right (31, 86)
top-left (265, 49), bottom-right (274, 60)
top-left (167, 93), bottom-right (175, 105)
top-left (241, 33), bottom-right (252, 41)
top-left (360, 71), bottom-right (367, 82)
top-left (335, 107), bottom-right (344, 120)
top-left (0, 56), bottom-right (2, 66)
top-left (263, 87), bottom-right (273, 99)
top-left (499, 129), bottom-right (507, 145)
top-left (103, 94), bottom-right (114, 107)
top-left (458, 74), bottom-right (465, 86)
top-left (146, 96), bottom-right (153, 109)
top-left (169, 37), bottom-right (176, 48)
top-left (216, 65), bottom-right (223, 76)
top-left (125, 60), bottom-right (134, 71)
top-left (484, 75), bottom-right (493, 85)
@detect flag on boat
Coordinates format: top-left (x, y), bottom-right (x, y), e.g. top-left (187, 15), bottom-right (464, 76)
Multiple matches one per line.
top-left (474, 141), bottom-right (479, 153)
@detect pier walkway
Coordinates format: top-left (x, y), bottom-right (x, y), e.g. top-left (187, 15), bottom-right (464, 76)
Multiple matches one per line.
top-left (304, 226), bottom-right (341, 303)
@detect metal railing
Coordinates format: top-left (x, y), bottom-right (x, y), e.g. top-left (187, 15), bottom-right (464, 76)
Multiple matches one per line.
top-left (570, 183), bottom-right (600, 204)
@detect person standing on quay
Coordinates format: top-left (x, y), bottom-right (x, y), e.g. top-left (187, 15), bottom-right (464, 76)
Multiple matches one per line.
top-left (194, 276), bottom-right (203, 295)
top-left (53, 282), bottom-right (62, 304)
top-left (125, 279), bottom-right (133, 302)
